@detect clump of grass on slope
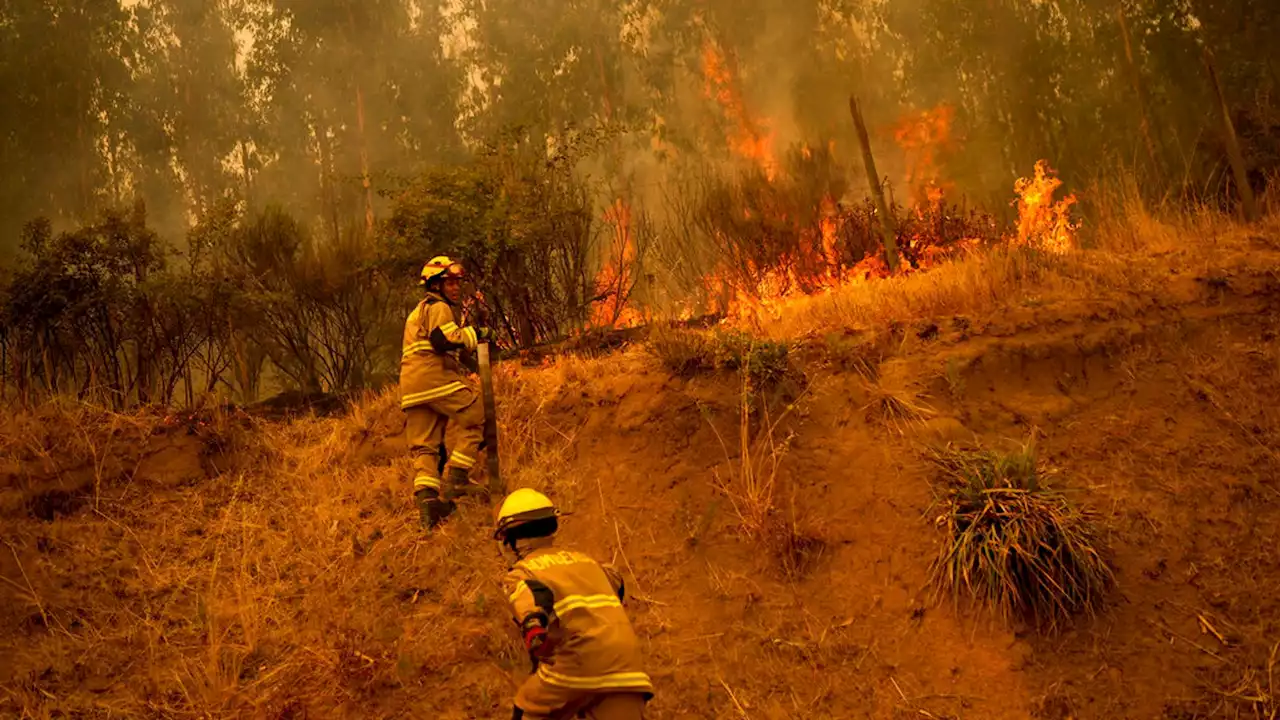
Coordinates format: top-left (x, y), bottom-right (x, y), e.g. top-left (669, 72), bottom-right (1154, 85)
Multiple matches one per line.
top-left (648, 326), bottom-right (791, 389)
top-left (924, 441), bottom-right (1115, 630)
top-left (648, 325), bottom-right (715, 376)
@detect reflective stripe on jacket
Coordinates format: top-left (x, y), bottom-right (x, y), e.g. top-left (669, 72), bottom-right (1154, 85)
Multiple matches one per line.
top-left (400, 291), bottom-right (478, 409)
top-left (505, 547), bottom-right (654, 696)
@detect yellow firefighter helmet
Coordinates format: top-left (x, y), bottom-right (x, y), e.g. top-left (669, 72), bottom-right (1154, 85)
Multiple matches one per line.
top-left (494, 488), bottom-right (559, 540)
top-left (420, 255), bottom-right (465, 287)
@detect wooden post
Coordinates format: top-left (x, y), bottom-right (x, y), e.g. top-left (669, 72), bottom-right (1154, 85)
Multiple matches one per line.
top-left (477, 342), bottom-right (503, 497)
top-left (1203, 46), bottom-right (1258, 222)
top-left (848, 95), bottom-right (900, 272)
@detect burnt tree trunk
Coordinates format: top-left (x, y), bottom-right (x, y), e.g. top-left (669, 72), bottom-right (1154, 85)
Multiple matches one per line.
top-left (348, 4), bottom-right (376, 238)
top-left (1203, 46), bottom-right (1258, 222)
top-left (355, 84), bottom-right (375, 238)
top-left (848, 95), bottom-right (901, 273)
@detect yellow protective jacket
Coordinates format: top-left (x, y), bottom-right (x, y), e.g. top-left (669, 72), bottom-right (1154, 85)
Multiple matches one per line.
top-left (400, 291), bottom-right (479, 409)
top-left (504, 545), bottom-right (654, 698)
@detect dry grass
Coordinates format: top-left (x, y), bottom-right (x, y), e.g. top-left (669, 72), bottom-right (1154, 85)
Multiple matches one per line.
top-left (1217, 642), bottom-right (1279, 719)
top-left (759, 197), bottom-right (1274, 340)
top-left (647, 325), bottom-right (716, 377)
top-left (1160, 639), bottom-right (1280, 719)
top-left (2, 200), bottom-right (1278, 718)
top-left (704, 366), bottom-right (824, 579)
top-left (0, 400), bottom-right (262, 519)
top-left (862, 381), bottom-right (937, 436)
top-left (1178, 331), bottom-right (1280, 487)
top-left (924, 441), bottom-right (1116, 631)
top-left (0, 347), bottom-right (868, 718)
top-left (0, 381), bottom-right (592, 719)
top-left (646, 326), bottom-right (793, 391)
top-left (491, 356), bottom-right (590, 506)
top-left (770, 244), bottom-right (1118, 338)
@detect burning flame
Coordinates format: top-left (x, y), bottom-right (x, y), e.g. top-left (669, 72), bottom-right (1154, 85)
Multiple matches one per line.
top-left (589, 81), bottom-right (1076, 333)
top-left (696, 194), bottom-right (916, 327)
top-left (1013, 160), bottom-right (1079, 253)
top-left (893, 104), bottom-right (956, 210)
top-left (589, 198), bottom-right (644, 329)
top-left (697, 157), bottom-right (1079, 328)
top-left (700, 39), bottom-right (778, 181)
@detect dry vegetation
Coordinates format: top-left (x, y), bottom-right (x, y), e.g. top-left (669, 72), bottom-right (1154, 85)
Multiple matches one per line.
top-left (4, 199), bottom-right (1280, 718)
top-left (757, 192), bottom-right (1269, 341)
top-left (0, 379), bottom-right (582, 718)
top-left (922, 441), bottom-right (1116, 631)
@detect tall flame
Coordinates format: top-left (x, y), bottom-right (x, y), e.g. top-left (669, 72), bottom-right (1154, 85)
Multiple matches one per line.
top-left (893, 104), bottom-right (956, 210)
top-left (589, 198), bottom-right (643, 329)
top-left (700, 39), bottom-right (778, 181)
top-left (1013, 160), bottom-right (1079, 253)
top-left (697, 194), bottom-right (910, 327)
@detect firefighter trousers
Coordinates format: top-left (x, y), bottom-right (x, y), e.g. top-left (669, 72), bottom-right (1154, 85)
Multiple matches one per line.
top-left (512, 692), bottom-right (646, 720)
top-left (403, 385), bottom-right (485, 499)
top-left (514, 673), bottom-right (647, 720)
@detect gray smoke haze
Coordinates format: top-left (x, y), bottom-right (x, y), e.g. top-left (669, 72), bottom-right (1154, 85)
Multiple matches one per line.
top-left (1, 0), bottom-right (1276, 260)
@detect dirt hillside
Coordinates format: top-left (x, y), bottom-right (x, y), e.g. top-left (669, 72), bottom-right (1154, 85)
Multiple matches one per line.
top-left (3, 224), bottom-right (1280, 719)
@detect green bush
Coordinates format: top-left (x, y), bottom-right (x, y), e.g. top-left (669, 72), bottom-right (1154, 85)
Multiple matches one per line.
top-left (1, 201), bottom-right (407, 408)
top-left (710, 329), bottom-right (791, 388)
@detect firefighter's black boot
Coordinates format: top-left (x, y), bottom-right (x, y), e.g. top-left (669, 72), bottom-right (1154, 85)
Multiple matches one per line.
top-left (414, 488), bottom-right (455, 530)
top-left (446, 465), bottom-right (490, 504)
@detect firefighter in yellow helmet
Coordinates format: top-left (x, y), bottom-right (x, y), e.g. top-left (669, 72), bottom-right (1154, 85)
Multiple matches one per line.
top-left (494, 489), bottom-right (654, 720)
top-left (400, 256), bottom-right (494, 530)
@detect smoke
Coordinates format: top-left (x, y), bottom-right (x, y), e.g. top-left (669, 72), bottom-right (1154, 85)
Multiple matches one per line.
top-left (2, 0), bottom-right (1273, 261)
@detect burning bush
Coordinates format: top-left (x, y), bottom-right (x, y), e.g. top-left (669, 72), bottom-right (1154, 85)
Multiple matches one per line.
top-left (924, 441), bottom-right (1115, 630)
top-left (1012, 160), bottom-right (1080, 254)
top-left (689, 146), bottom-right (1003, 328)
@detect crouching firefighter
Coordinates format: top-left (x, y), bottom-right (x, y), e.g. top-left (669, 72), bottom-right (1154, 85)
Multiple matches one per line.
top-left (494, 489), bottom-right (654, 720)
top-left (400, 255), bottom-right (495, 529)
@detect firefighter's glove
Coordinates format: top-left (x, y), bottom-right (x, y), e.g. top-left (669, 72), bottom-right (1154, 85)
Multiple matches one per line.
top-left (459, 349), bottom-right (480, 375)
top-left (475, 326), bottom-right (495, 343)
top-left (521, 615), bottom-right (548, 652)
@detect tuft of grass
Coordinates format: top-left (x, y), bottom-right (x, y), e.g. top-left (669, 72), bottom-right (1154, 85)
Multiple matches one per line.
top-left (862, 382), bottom-right (936, 435)
top-left (924, 441), bottom-right (1115, 631)
top-left (648, 325), bottom-right (716, 377)
top-left (705, 363), bottom-right (824, 579)
top-left (647, 326), bottom-right (793, 390)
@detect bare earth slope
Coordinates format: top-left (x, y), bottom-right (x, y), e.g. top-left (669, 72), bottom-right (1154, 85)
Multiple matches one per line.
top-left (3, 227), bottom-right (1279, 719)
